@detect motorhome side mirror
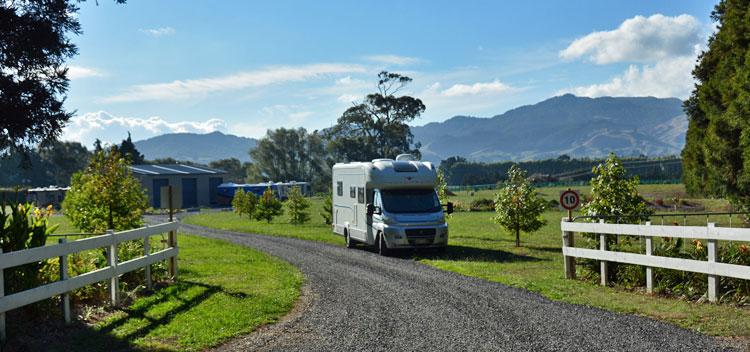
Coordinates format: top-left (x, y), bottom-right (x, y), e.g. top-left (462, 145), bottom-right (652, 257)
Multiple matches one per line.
top-left (446, 202), bottom-right (454, 214)
top-left (366, 203), bottom-right (374, 215)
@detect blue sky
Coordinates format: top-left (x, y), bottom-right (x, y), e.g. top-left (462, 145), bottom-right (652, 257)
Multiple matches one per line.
top-left (61, 0), bottom-right (717, 146)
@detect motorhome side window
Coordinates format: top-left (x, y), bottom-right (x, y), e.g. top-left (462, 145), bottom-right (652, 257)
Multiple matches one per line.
top-left (336, 181), bottom-right (343, 196)
top-left (350, 186), bottom-right (356, 198)
top-left (357, 187), bottom-right (364, 204)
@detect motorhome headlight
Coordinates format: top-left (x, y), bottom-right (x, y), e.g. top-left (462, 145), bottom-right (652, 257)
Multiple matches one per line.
top-left (383, 227), bottom-right (401, 238)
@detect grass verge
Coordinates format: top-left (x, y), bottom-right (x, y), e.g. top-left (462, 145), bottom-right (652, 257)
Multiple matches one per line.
top-left (11, 233), bottom-right (302, 351)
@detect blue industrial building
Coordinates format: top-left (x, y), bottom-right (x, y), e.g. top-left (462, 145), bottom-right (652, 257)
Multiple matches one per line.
top-left (130, 164), bottom-right (227, 208)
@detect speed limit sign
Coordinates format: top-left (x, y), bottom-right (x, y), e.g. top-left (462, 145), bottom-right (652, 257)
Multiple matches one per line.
top-left (559, 189), bottom-right (580, 210)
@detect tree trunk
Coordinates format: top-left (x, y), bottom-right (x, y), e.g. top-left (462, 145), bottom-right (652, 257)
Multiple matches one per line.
top-left (515, 228), bottom-right (520, 247)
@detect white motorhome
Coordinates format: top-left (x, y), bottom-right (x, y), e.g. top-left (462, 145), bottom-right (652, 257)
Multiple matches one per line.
top-left (332, 154), bottom-right (453, 255)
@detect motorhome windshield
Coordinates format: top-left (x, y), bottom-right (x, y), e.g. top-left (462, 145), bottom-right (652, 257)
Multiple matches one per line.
top-left (381, 189), bottom-right (441, 214)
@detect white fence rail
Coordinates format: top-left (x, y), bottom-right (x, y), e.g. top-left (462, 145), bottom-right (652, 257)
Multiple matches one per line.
top-left (561, 219), bottom-right (750, 302)
top-left (0, 221), bottom-right (179, 341)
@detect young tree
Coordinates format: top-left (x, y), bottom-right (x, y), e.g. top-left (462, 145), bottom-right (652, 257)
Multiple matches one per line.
top-left (244, 191), bottom-right (258, 220)
top-left (321, 192), bottom-right (333, 225)
top-left (581, 154), bottom-right (652, 223)
top-left (493, 165), bottom-right (547, 247)
top-left (255, 187), bottom-right (283, 223)
top-left (682, 0), bottom-right (750, 208)
top-left (324, 71), bottom-right (425, 161)
top-left (436, 169), bottom-right (449, 205)
top-left (286, 186), bottom-right (310, 224)
top-left (1, 0), bottom-right (125, 159)
top-left (62, 148), bottom-right (148, 232)
top-left (232, 189), bottom-right (247, 216)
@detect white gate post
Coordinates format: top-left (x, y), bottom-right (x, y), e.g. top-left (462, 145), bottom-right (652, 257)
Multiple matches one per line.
top-left (144, 233), bottom-right (152, 290)
top-left (107, 229), bottom-right (119, 306)
top-left (645, 222), bottom-right (653, 294)
top-left (561, 218), bottom-right (576, 279)
top-left (599, 219), bottom-right (608, 286)
top-left (707, 223), bottom-right (718, 302)
top-left (59, 239), bottom-right (71, 324)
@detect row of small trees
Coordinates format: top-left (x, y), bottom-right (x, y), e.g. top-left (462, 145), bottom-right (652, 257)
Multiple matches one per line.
top-left (232, 186), bottom-right (311, 224)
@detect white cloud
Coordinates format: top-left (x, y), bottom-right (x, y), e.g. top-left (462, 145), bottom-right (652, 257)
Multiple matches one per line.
top-left (337, 94), bottom-right (359, 103)
top-left (365, 54), bottom-right (422, 66)
top-left (560, 14), bottom-right (701, 64)
top-left (565, 55), bottom-right (697, 98)
top-left (62, 111), bottom-right (226, 147)
top-left (67, 66), bottom-right (105, 79)
top-left (139, 27), bottom-right (176, 37)
top-left (103, 63), bottom-right (366, 103)
top-left (441, 80), bottom-right (513, 97)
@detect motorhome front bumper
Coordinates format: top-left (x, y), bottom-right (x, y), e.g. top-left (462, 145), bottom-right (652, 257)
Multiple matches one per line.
top-left (382, 224), bottom-right (448, 248)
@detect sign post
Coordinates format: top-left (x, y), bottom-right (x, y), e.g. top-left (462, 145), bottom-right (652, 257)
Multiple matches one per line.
top-left (559, 188), bottom-right (580, 221)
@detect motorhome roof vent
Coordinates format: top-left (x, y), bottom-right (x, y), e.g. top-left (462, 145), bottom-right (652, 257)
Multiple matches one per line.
top-left (395, 154), bottom-right (417, 161)
top-left (393, 161), bottom-right (418, 172)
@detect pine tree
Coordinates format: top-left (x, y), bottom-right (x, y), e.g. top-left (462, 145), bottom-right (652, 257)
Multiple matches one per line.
top-left (682, 0), bottom-right (750, 208)
top-left (321, 192), bottom-right (333, 225)
top-left (493, 165), bottom-right (547, 247)
top-left (255, 187), bottom-right (283, 223)
top-left (286, 186), bottom-right (310, 224)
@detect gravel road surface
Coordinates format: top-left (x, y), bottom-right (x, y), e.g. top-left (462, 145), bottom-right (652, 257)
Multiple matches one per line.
top-left (176, 221), bottom-right (730, 352)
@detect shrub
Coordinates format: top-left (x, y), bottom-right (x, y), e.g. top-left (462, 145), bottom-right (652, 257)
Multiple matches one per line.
top-left (1, 203), bottom-right (57, 294)
top-left (320, 192), bottom-right (332, 225)
top-left (469, 198), bottom-right (494, 212)
top-left (286, 186), bottom-right (310, 224)
top-left (63, 148), bottom-right (148, 232)
top-left (232, 189), bottom-right (247, 216)
top-left (255, 187), bottom-right (283, 223)
top-left (493, 165), bottom-right (547, 247)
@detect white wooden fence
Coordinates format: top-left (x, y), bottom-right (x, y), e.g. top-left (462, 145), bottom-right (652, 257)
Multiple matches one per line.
top-left (0, 221), bottom-right (179, 341)
top-left (561, 219), bottom-right (750, 302)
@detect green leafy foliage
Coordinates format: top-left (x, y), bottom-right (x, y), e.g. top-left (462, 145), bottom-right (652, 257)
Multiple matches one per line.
top-left (249, 128), bottom-right (327, 192)
top-left (1, 203), bottom-right (57, 294)
top-left (682, 0), bottom-right (750, 209)
top-left (232, 189), bottom-right (258, 220)
top-left (493, 165), bottom-right (547, 247)
top-left (286, 186), bottom-right (310, 224)
top-left (255, 187), bottom-right (283, 223)
top-left (324, 71), bottom-right (424, 161)
top-left (580, 154), bottom-right (653, 223)
top-left (232, 188), bottom-right (246, 216)
top-left (321, 192), bottom-right (332, 225)
top-left (63, 148), bottom-right (148, 232)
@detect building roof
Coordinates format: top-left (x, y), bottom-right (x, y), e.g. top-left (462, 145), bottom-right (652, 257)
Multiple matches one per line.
top-left (129, 164), bottom-right (226, 176)
top-left (28, 186), bottom-right (70, 192)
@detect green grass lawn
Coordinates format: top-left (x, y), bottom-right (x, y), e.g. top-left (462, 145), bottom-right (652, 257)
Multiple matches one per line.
top-left (184, 197), bottom-right (342, 246)
top-left (50, 234), bottom-right (303, 351)
top-left (184, 185), bottom-right (750, 338)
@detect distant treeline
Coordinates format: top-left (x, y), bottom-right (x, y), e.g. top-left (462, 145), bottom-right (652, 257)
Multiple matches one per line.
top-left (439, 155), bottom-right (683, 186)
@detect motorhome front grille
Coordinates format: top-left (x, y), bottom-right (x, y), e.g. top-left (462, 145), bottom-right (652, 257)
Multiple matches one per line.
top-left (405, 228), bottom-right (436, 238)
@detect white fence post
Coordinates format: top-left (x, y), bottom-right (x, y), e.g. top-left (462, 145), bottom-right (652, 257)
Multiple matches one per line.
top-left (561, 218), bottom-right (575, 279)
top-left (707, 223), bottom-right (717, 302)
top-left (0, 247), bottom-right (5, 343)
top-left (645, 222), bottom-right (653, 294)
top-left (59, 239), bottom-right (71, 325)
top-left (107, 229), bottom-right (119, 306)
top-left (599, 219), bottom-right (608, 286)
top-left (144, 234), bottom-right (152, 290)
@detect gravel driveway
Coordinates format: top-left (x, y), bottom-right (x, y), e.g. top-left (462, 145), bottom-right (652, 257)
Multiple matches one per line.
top-left (177, 222), bottom-right (730, 352)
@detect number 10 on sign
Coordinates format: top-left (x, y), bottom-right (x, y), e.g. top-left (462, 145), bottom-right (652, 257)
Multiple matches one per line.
top-left (559, 188), bottom-right (580, 221)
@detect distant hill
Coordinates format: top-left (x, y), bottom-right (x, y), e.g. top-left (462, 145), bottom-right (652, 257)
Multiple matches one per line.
top-left (134, 131), bottom-right (257, 164)
top-left (412, 94), bottom-right (686, 163)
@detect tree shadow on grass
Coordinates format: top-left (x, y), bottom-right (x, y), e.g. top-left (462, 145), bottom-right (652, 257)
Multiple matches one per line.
top-left (415, 245), bottom-right (545, 263)
top-left (3, 279), bottom-right (244, 352)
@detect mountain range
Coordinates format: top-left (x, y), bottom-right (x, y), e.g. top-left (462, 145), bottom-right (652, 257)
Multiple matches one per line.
top-left (134, 131), bottom-right (257, 164)
top-left (133, 94), bottom-right (687, 164)
top-left (412, 94), bottom-right (687, 163)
